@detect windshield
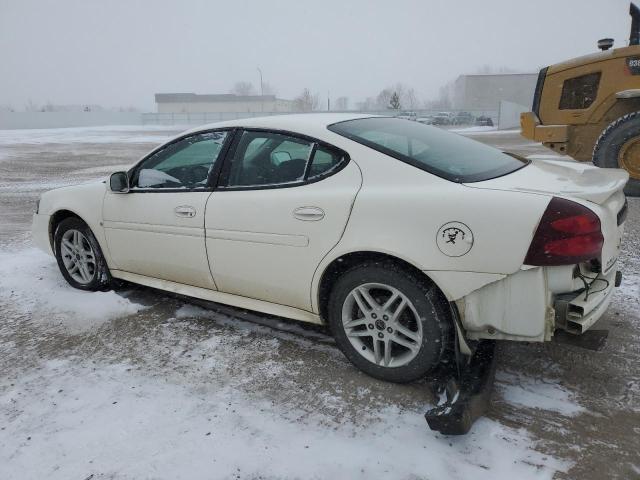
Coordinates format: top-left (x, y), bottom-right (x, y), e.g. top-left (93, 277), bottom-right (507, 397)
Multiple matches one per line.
top-left (328, 117), bottom-right (528, 183)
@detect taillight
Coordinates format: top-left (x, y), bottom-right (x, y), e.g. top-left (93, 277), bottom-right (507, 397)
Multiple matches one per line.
top-left (524, 197), bottom-right (603, 266)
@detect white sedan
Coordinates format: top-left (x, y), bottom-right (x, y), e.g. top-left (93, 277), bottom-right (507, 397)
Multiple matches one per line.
top-left (32, 114), bottom-right (628, 383)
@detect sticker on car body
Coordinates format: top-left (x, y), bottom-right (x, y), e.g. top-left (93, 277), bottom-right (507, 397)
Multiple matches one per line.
top-left (436, 222), bottom-right (474, 257)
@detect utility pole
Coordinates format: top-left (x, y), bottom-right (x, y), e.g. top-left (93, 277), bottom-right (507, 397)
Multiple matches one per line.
top-left (257, 67), bottom-right (264, 112)
top-left (327, 90), bottom-right (330, 111)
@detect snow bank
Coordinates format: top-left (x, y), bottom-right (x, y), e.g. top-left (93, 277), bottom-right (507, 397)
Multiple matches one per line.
top-left (0, 358), bottom-right (570, 480)
top-left (496, 371), bottom-right (586, 417)
top-left (0, 247), bottom-right (143, 332)
top-left (0, 125), bottom-right (183, 145)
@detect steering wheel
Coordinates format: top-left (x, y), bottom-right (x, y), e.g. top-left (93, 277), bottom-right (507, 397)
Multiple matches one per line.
top-left (166, 165), bottom-right (210, 186)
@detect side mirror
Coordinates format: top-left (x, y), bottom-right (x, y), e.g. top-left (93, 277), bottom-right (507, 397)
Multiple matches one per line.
top-left (109, 171), bottom-right (130, 193)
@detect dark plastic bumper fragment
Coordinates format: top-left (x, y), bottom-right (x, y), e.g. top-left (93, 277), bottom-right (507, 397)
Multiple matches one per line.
top-left (424, 341), bottom-right (497, 435)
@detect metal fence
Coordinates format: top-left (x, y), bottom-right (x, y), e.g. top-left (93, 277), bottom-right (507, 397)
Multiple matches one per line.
top-left (141, 110), bottom-right (500, 127)
top-left (0, 109), bottom-right (502, 130)
top-left (0, 111), bottom-right (143, 130)
top-left (141, 111), bottom-right (288, 126)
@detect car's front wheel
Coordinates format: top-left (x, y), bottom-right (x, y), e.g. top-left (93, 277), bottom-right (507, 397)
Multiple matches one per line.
top-left (54, 217), bottom-right (111, 291)
top-left (328, 263), bottom-right (451, 383)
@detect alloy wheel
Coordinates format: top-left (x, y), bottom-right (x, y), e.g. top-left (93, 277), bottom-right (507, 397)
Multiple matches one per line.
top-left (341, 283), bottom-right (423, 368)
top-left (60, 229), bottom-right (97, 285)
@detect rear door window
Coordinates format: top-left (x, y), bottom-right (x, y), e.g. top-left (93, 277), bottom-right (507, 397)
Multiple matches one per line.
top-left (221, 130), bottom-right (348, 188)
top-left (307, 146), bottom-right (345, 180)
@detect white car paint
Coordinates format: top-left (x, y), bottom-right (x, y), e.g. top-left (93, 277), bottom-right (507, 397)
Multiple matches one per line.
top-left (103, 190), bottom-right (216, 289)
top-left (32, 113), bottom-right (627, 346)
top-left (204, 159), bottom-right (362, 311)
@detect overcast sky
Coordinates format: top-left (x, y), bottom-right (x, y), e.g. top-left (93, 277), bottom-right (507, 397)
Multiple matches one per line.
top-left (0, 0), bottom-right (632, 110)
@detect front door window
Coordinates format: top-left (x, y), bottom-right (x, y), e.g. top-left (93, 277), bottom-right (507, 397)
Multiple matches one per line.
top-left (132, 131), bottom-right (229, 189)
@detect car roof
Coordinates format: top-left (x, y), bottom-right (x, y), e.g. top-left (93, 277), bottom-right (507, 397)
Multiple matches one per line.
top-left (183, 113), bottom-right (380, 140)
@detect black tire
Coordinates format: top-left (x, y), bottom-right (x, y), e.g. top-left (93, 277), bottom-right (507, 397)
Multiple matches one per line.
top-left (593, 112), bottom-right (640, 197)
top-left (53, 217), bottom-right (111, 291)
top-left (327, 262), bottom-right (451, 383)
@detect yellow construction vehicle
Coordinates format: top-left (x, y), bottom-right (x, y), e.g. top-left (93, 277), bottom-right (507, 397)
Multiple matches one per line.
top-left (521, 2), bottom-right (640, 196)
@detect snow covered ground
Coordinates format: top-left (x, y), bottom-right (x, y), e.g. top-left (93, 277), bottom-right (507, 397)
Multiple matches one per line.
top-left (0, 247), bottom-right (570, 480)
top-left (0, 125), bottom-right (181, 145)
top-left (0, 125), bottom-right (639, 479)
top-left (495, 371), bottom-right (585, 417)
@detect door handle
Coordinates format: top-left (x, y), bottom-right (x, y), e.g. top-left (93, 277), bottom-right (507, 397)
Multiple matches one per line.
top-left (293, 206), bottom-right (325, 221)
top-left (174, 205), bottom-right (196, 218)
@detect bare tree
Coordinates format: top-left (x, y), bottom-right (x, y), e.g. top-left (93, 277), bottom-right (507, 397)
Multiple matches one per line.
top-left (376, 88), bottom-right (393, 109)
top-left (357, 97), bottom-right (377, 111)
top-left (377, 83), bottom-right (419, 110)
top-left (405, 88), bottom-right (419, 110)
top-left (25, 99), bottom-right (39, 112)
top-left (389, 92), bottom-right (401, 110)
top-left (231, 81), bottom-right (254, 96)
top-left (393, 83), bottom-right (406, 107)
top-left (438, 83), bottom-right (453, 109)
top-left (294, 88), bottom-right (318, 112)
top-left (334, 96), bottom-right (349, 110)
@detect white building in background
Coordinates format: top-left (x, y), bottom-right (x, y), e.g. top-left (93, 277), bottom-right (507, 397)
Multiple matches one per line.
top-left (155, 93), bottom-right (296, 113)
top-left (451, 73), bottom-right (538, 111)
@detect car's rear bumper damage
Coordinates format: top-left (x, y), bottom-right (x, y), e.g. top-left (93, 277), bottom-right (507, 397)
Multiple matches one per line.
top-left (456, 262), bottom-right (619, 343)
top-left (424, 341), bottom-right (497, 435)
top-left (554, 267), bottom-right (620, 334)
top-left (427, 263), bottom-right (620, 435)
top-left (428, 260), bottom-right (621, 435)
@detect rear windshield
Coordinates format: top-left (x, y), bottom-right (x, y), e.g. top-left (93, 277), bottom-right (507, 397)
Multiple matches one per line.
top-left (328, 117), bottom-right (528, 183)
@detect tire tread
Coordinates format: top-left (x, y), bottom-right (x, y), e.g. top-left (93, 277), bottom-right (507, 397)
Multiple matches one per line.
top-left (327, 260), bottom-right (452, 383)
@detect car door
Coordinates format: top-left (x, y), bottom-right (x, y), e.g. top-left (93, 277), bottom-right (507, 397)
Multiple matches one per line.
top-left (204, 129), bottom-right (362, 311)
top-left (102, 130), bottom-right (231, 289)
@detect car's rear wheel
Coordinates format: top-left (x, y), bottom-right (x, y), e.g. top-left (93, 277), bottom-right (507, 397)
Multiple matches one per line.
top-left (328, 262), bottom-right (451, 383)
top-left (54, 217), bottom-right (111, 291)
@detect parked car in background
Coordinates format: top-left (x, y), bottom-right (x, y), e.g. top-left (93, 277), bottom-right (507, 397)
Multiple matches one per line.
top-left (33, 114), bottom-right (627, 384)
top-left (475, 115), bottom-right (494, 127)
top-left (452, 111), bottom-right (475, 125)
top-left (431, 114), bottom-right (451, 126)
top-left (416, 115), bottom-right (435, 125)
top-left (396, 111), bottom-right (417, 121)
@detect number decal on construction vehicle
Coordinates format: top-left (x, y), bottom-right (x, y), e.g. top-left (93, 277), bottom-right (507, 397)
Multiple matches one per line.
top-left (626, 56), bottom-right (640, 74)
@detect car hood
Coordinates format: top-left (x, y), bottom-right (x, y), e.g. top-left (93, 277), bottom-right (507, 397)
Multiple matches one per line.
top-left (463, 159), bottom-right (629, 205)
